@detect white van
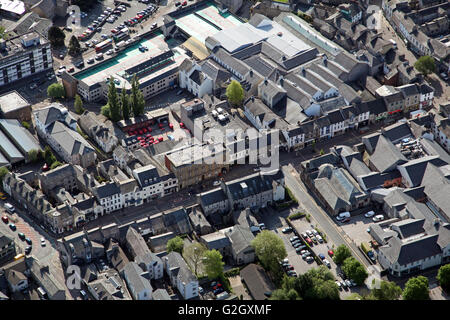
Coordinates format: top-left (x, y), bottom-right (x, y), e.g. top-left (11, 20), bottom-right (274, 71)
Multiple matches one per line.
top-left (336, 211), bottom-right (350, 221)
top-left (4, 203), bottom-right (15, 213)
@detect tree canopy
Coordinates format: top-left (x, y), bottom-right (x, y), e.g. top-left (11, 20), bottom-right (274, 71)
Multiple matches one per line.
top-left (68, 35), bottom-right (81, 56)
top-left (371, 280), bottom-right (402, 300)
top-left (203, 249), bottom-right (225, 280)
top-left (414, 55), bottom-right (436, 76)
top-left (437, 264), bottom-right (450, 293)
top-left (0, 166), bottom-right (9, 182)
top-left (166, 236), bottom-right (184, 254)
top-left (107, 78), bottom-right (121, 122)
top-left (120, 87), bottom-right (130, 120)
top-left (47, 83), bottom-right (65, 100)
top-left (182, 242), bottom-right (207, 277)
top-left (130, 74), bottom-right (145, 117)
top-left (74, 94), bottom-right (84, 115)
top-left (270, 266), bottom-right (339, 300)
top-left (251, 230), bottom-right (287, 275)
top-left (333, 244), bottom-right (352, 264)
top-left (402, 276), bottom-right (430, 300)
top-left (47, 26), bottom-right (65, 47)
top-left (341, 257), bottom-right (368, 285)
top-left (226, 80), bottom-right (244, 106)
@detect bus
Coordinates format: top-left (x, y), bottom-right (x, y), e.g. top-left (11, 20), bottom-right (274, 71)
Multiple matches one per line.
top-left (95, 38), bottom-right (113, 52)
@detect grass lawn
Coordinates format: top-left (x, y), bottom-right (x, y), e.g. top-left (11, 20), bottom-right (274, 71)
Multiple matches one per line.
top-left (274, 0), bottom-right (290, 3)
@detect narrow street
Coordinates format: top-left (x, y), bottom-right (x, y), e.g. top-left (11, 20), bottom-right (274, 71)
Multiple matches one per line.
top-left (282, 165), bottom-right (371, 270)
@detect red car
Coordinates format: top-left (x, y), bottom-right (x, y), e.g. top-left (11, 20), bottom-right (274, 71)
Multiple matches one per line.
top-left (179, 122), bottom-right (184, 128)
top-left (42, 163), bottom-right (49, 172)
top-left (182, 0), bottom-right (187, 5)
top-left (169, 123), bottom-right (173, 129)
top-left (153, 140), bottom-right (159, 144)
top-left (1, 216), bottom-right (8, 224)
top-left (328, 250), bottom-right (334, 257)
top-left (158, 137), bottom-right (163, 142)
top-left (143, 128), bottom-right (147, 133)
top-left (305, 238), bottom-right (312, 245)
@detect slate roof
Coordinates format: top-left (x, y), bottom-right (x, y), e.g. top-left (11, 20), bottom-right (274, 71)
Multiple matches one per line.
top-left (152, 288), bottom-right (171, 300)
top-left (380, 233), bottom-right (442, 266)
top-left (166, 251), bottom-right (197, 284)
top-left (48, 121), bottom-right (95, 157)
top-left (240, 264), bottom-right (275, 300)
top-left (200, 188), bottom-right (227, 206)
top-left (122, 262), bottom-right (152, 296)
top-left (370, 135), bottom-right (407, 173)
top-left (93, 182), bottom-right (121, 199)
top-left (200, 231), bottom-right (231, 250)
top-left (226, 170), bottom-right (283, 201)
top-left (227, 225), bottom-right (255, 255)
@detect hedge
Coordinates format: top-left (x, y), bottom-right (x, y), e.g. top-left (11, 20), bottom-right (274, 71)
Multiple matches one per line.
top-left (289, 212), bottom-right (306, 220)
top-left (224, 267), bottom-right (241, 277)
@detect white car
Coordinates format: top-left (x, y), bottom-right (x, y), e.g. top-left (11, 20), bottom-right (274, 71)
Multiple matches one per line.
top-left (372, 214), bottom-right (384, 222)
top-left (312, 229), bottom-right (319, 236)
top-left (364, 210), bottom-right (375, 218)
top-left (213, 180), bottom-right (221, 186)
top-left (316, 235), bottom-right (323, 243)
top-left (106, 49), bottom-right (114, 55)
top-left (282, 258), bottom-right (289, 264)
top-left (305, 256), bottom-right (314, 263)
top-left (40, 237), bottom-right (46, 247)
top-left (323, 259), bottom-right (331, 268)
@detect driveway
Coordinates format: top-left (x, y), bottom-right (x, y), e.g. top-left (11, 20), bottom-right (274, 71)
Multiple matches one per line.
top-left (228, 275), bottom-right (251, 300)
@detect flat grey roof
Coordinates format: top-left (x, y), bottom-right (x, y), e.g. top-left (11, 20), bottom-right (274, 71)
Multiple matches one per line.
top-left (0, 91), bottom-right (29, 114)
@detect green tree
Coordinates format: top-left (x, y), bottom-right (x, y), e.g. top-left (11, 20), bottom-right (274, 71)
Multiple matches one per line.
top-left (120, 86), bottom-right (130, 120)
top-left (47, 26), bottom-right (65, 47)
top-left (43, 146), bottom-right (57, 166)
top-left (68, 35), bottom-right (81, 56)
top-left (225, 80), bottom-right (244, 106)
top-left (251, 230), bottom-right (287, 275)
top-left (0, 166), bottom-right (9, 181)
top-left (341, 257), bottom-right (368, 285)
top-left (372, 281), bottom-right (402, 300)
top-left (414, 55), bottom-right (436, 77)
top-left (101, 104), bottom-right (111, 119)
top-left (130, 74), bottom-right (145, 117)
top-left (437, 264), bottom-right (450, 292)
top-left (50, 161), bottom-right (62, 170)
top-left (319, 148), bottom-right (325, 155)
top-left (203, 249), bottom-right (225, 280)
top-left (402, 276), bottom-right (430, 300)
top-left (47, 83), bottom-right (65, 100)
top-left (74, 94), bottom-right (84, 115)
top-left (166, 236), bottom-right (184, 254)
top-left (183, 242), bottom-right (207, 277)
top-left (107, 78), bottom-right (121, 122)
top-left (333, 244), bottom-right (352, 264)
top-left (28, 149), bottom-right (41, 163)
top-left (0, 26), bottom-right (8, 40)
top-left (21, 121), bottom-right (30, 130)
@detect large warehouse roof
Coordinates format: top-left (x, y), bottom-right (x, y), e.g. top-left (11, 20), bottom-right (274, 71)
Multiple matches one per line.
top-left (0, 129), bottom-right (24, 163)
top-left (0, 119), bottom-right (41, 154)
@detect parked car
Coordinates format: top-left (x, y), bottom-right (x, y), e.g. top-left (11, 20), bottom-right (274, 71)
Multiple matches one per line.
top-left (328, 250), bottom-right (334, 257)
top-left (213, 180), bottom-right (221, 186)
top-left (305, 256), bottom-right (314, 263)
top-left (80, 290), bottom-right (88, 300)
top-left (1, 216), bottom-right (8, 224)
top-left (290, 236), bottom-right (299, 242)
top-left (367, 250), bottom-right (376, 262)
top-left (323, 259), bottom-right (331, 268)
top-left (305, 237), bottom-right (312, 245)
top-left (293, 242), bottom-right (303, 249)
top-left (287, 271), bottom-right (297, 277)
top-left (341, 280), bottom-right (348, 289)
top-left (306, 230), bottom-right (313, 237)
top-left (318, 253), bottom-right (325, 260)
top-left (18, 232), bottom-right (26, 240)
top-left (9, 223), bottom-right (16, 231)
top-left (316, 235), bottom-right (323, 243)
top-left (25, 246), bottom-right (32, 255)
top-left (372, 215), bottom-right (384, 222)
top-left (302, 252), bottom-right (311, 259)
top-left (40, 237), bottom-right (46, 247)
top-left (345, 279), bottom-right (352, 287)
top-left (282, 227), bottom-right (292, 233)
top-left (25, 238), bottom-right (32, 245)
top-left (198, 287), bottom-right (204, 295)
top-left (364, 210), bottom-right (375, 218)
top-left (336, 281), bottom-right (342, 290)
top-left (349, 280), bottom-right (357, 287)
